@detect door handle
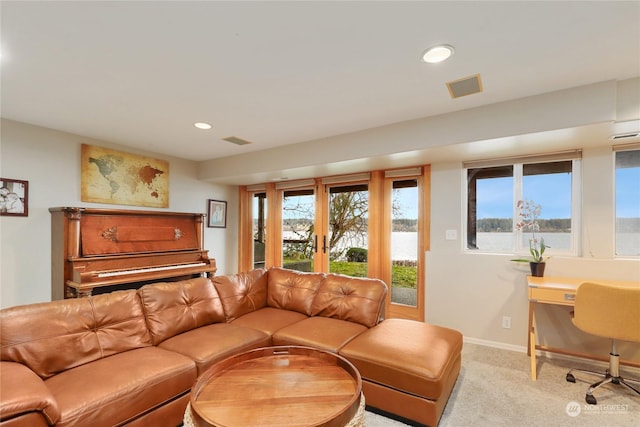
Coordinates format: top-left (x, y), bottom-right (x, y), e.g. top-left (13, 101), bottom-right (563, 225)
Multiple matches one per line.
top-left (313, 235), bottom-right (318, 253)
top-left (322, 235), bottom-right (327, 254)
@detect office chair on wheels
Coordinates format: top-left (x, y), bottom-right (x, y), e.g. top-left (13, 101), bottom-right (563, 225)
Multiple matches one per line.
top-left (565, 281), bottom-right (640, 405)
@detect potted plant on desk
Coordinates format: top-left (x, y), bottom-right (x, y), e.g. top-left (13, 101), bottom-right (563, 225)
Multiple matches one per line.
top-left (511, 199), bottom-right (550, 277)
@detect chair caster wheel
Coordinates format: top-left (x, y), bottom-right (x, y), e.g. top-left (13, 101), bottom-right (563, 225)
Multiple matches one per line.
top-left (586, 394), bottom-right (597, 405)
top-left (566, 373), bottom-right (575, 383)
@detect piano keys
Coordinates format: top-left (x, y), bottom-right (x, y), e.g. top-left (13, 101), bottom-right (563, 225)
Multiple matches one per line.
top-left (50, 207), bottom-right (217, 299)
top-left (96, 262), bottom-right (208, 278)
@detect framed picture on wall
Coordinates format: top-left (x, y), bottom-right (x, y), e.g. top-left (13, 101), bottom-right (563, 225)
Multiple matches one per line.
top-left (0, 178), bottom-right (29, 217)
top-left (207, 199), bottom-right (227, 228)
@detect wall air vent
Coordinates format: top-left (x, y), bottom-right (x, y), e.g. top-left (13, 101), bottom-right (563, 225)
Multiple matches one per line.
top-left (446, 74), bottom-right (483, 99)
top-left (610, 132), bottom-right (640, 140)
top-left (222, 136), bottom-right (252, 146)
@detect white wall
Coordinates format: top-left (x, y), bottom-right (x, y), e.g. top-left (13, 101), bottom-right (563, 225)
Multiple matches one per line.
top-left (198, 80), bottom-right (620, 184)
top-left (1, 79), bottom-right (639, 359)
top-left (426, 153), bottom-right (640, 359)
top-left (0, 119), bottom-right (237, 308)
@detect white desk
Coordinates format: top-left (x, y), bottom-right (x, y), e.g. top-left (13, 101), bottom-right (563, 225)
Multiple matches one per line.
top-left (527, 276), bottom-right (640, 380)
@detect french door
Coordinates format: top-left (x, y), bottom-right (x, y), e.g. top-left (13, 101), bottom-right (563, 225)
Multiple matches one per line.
top-left (238, 166), bottom-right (429, 321)
top-left (276, 177), bottom-right (371, 275)
top-left (281, 187), bottom-right (316, 272)
top-left (384, 170), bottom-right (428, 321)
top-left (321, 179), bottom-right (370, 274)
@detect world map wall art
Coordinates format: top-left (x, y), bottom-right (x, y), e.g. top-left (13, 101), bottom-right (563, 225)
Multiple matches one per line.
top-left (81, 144), bottom-right (169, 208)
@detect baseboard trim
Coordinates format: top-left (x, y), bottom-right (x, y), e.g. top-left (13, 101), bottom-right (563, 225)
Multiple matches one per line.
top-left (462, 336), bottom-right (526, 353)
top-left (461, 337), bottom-right (640, 371)
top-left (463, 337), bottom-right (607, 363)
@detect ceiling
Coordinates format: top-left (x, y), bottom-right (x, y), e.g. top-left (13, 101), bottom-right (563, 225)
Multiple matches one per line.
top-left (1, 1), bottom-right (639, 167)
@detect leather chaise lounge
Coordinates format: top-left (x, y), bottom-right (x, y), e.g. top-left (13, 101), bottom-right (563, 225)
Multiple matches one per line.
top-left (0, 267), bottom-right (462, 427)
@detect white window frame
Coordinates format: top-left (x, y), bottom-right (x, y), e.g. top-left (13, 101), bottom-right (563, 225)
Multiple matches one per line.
top-left (613, 144), bottom-right (640, 258)
top-left (463, 152), bottom-right (581, 257)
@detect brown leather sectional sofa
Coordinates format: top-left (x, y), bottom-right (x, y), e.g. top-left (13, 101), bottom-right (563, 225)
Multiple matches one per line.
top-left (0, 267), bottom-right (462, 427)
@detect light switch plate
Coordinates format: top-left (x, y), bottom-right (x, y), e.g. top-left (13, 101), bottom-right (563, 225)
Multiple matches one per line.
top-left (445, 229), bottom-right (457, 240)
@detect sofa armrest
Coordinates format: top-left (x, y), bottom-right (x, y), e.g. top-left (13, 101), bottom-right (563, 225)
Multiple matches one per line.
top-left (0, 361), bottom-right (60, 425)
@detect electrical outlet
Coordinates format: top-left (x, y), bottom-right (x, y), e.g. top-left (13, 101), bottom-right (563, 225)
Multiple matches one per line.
top-left (445, 229), bottom-right (457, 240)
top-left (502, 316), bottom-right (511, 329)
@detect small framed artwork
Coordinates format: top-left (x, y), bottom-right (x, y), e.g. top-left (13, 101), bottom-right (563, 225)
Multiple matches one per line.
top-left (0, 178), bottom-right (28, 217)
top-left (207, 199), bottom-right (227, 228)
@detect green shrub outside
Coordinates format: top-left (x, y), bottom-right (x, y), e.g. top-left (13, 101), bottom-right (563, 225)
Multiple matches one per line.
top-left (282, 259), bottom-right (417, 289)
top-left (329, 261), bottom-right (417, 289)
top-left (346, 247), bottom-right (368, 262)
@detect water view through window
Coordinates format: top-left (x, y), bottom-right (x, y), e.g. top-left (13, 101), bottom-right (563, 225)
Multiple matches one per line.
top-left (391, 180), bottom-right (418, 307)
top-left (279, 181), bottom-right (420, 301)
top-left (615, 149), bottom-right (640, 256)
top-left (282, 189), bottom-right (315, 271)
top-left (468, 160), bottom-right (575, 255)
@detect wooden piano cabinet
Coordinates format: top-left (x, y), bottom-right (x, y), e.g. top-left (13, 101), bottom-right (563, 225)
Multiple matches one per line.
top-left (50, 207), bottom-right (217, 299)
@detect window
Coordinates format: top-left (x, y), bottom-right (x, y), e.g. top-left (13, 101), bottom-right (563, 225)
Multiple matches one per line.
top-left (521, 161), bottom-right (573, 252)
top-left (252, 192), bottom-right (267, 269)
top-left (465, 152), bottom-right (580, 256)
top-left (467, 166), bottom-right (513, 251)
top-left (615, 148), bottom-right (640, 257)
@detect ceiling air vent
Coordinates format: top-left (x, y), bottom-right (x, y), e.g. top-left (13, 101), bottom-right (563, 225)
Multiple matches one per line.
top-left (447, 74), bottom-right (483, 99)
top-left (222, 136), bottom-right (252, 146)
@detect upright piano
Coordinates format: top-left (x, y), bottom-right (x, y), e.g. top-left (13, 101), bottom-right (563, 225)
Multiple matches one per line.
top-left (50, 207), bottom-right (217, 299)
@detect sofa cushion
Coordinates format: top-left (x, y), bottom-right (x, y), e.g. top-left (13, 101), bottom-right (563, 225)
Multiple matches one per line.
top-left (231, 307), bottom-right (308, 336)
top-left (44, 346), bottom-right (196, 427)
top-left (272, 316), bottom-right (367, 353)
top-left (0, 412), bottom-right (50, 427)
top-left (157, 323), bottom-right (271, 374)
top-left (267, 267), bottom-right (324, 315)
top-left (311, 273), bottom-right (387, 327)
top-left (0, 361), bottom-right (60, 425)
top-left (339, 318), bottom-right (463, 401)
top-left (214, 268), bottom-right (268, 321)
top-left (0, 290), bottom-right (152, 379)
top-left (138, 277), bottom-right (225, 345)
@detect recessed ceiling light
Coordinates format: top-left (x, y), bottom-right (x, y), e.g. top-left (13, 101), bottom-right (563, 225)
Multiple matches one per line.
top-left (194, 122), bottom-right (212, 130)
top-left (422, 45), bottom-right (455, 63)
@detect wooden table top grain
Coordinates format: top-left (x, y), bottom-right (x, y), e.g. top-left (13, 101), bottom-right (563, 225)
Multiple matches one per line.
top-left (190, 346), bottom-right (362, 427)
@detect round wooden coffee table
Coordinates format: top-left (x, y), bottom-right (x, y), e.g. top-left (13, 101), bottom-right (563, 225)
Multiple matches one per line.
top-left (187, 346), bottom-right (363, 427)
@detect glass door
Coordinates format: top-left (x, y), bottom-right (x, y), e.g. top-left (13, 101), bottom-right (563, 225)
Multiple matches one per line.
top-left (390, 179), bottom-right (418, 307)
top-left (252, 192), bottom-right (267, 269)
top-left (326, 184), bottom-right (369, 276)
top-left (239, 167), bottom-right (429, 322)
top-left (281, 188), bottom-right (316, 272)
top-left (384, 167), bottom-right (427, 322)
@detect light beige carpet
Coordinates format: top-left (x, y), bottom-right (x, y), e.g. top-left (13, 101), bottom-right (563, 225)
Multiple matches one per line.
top-left (364, 341), bottom-right (640, 426)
